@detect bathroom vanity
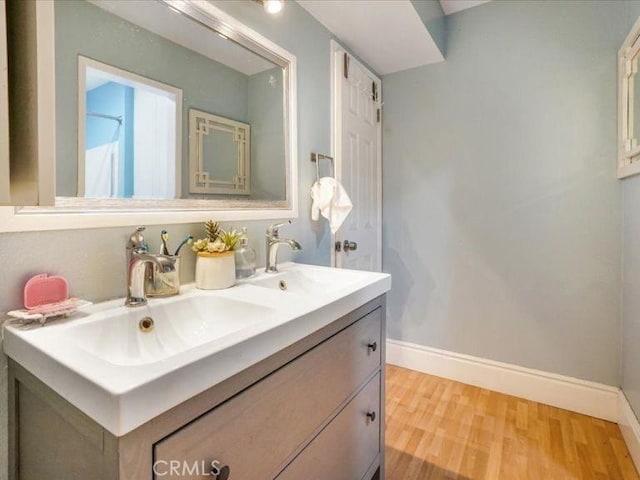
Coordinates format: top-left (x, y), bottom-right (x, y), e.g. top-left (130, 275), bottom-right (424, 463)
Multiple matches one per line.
top-left (4, 263), bottom-right (391, 480)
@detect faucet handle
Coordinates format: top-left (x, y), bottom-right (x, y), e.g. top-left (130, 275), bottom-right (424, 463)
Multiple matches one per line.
top-left (127, 226), bottom-right (146, 251)
top-left (266, 220), bottom-right (292, 238)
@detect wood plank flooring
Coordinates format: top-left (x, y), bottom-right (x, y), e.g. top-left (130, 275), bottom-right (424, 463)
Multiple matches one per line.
top-left (385, 365), bottom-right (639, 480)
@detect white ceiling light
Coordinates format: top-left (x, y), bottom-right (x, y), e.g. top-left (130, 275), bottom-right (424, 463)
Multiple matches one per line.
top-left (263, 0), bottom-right (284, 14)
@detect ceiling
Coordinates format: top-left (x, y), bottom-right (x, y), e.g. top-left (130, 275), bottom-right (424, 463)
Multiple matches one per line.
top-left (297, 0), bottom-right (489, 75)
top-left (297, 0), bottom-right (443, 75)
top-left (439, 0), bottom-right (490, 15)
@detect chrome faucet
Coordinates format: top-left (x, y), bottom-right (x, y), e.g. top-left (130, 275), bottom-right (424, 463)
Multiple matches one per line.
top-left (125, 227), bottom-right (176, 307)
top-left (265, 221), bottom-right (301, 273)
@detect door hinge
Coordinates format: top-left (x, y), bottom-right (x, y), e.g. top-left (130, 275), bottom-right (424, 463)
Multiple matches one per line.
top-left (343, 53), bottom-right (349, 79)
top-left (377, 108), bottom-right (381, 123)
top-left (372, 81), bottom-right (377, 101)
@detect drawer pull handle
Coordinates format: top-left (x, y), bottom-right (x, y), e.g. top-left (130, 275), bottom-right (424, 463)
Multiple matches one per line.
top-left (367, 342), bottom-right (377, 352)
top-left (212, 465), bottom-right (230, 480)
top-left (366, 411), bottom-right (376, 422)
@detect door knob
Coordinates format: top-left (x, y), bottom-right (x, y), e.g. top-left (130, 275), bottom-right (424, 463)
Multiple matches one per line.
top-left (212, 465), bottom-right (230, 480)
top-left (343, 240), bottom-right (358, 252)
top-left (366, 411), bottom-right (376, 422)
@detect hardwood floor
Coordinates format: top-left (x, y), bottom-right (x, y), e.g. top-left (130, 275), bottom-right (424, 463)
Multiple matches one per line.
top-left (385, 365), bottom-right (639, 480)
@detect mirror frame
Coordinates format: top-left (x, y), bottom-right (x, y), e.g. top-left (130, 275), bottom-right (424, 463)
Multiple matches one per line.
top-left (619, 15), bottom-right (640, 179)
top-left (0, 0), bottom-right (298, 232)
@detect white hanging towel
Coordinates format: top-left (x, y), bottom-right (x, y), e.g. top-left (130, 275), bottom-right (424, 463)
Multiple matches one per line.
top-left (310, 177), bottom-right (353, 234)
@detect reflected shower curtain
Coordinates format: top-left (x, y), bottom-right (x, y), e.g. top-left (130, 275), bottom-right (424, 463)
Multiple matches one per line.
top-left (133, 90), bottom-right (177, 199)
top-left (85, 141), bottom-right (120, 198)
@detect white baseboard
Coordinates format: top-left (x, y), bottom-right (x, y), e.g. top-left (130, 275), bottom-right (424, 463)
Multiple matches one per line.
top-left (386, 339), bottom-right (620, 422)
top-left (619, 392), bottom-right (640, 470)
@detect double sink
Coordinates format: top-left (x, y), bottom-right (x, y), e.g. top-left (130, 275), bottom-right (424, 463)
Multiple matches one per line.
top-left (3, 262), bottom-right (391, 435)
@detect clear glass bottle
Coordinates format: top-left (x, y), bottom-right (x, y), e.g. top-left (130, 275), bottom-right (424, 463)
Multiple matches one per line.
top-left (235, 228), bottom-right (257, 279)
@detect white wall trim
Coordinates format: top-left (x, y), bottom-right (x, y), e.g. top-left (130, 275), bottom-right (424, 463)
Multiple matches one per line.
top-left (386, 339), bottom-right (620, 422)
top-left (619, 391), bottom-right (640, 471)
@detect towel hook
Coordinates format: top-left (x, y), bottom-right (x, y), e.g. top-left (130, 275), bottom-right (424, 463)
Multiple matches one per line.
top-left (310, 152), bottom-right (335, 181)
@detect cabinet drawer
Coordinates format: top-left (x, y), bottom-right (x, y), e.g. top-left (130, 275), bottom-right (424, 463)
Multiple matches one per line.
top-left (154, 307), bottom-right (382, 480)
top-left (276, 372), bottom-right (381, 480)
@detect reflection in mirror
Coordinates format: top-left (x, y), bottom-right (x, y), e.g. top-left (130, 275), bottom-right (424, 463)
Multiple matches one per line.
top-left (632, 56), bottom-right (640, 145)
top-left (54, 0), bottom-right (288, 204)
top-left (80, 57), bottom-right (181, 199)
top-left (189, 109), bottom-right (250, 196)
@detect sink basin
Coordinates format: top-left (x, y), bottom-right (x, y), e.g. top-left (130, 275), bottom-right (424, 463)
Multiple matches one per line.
top-left (3, 262), bottom-right (391, 435)
top-left (68, 296), bottom-right (273, 366)
top-left (248, 265), bottom-right (370, 295)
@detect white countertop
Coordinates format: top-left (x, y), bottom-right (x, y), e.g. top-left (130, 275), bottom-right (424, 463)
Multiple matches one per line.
top-left (3, 263), bottom-right (391, 436)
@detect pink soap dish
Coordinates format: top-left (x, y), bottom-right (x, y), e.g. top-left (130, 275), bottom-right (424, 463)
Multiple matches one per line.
top-left (7, 298), bottom-right (92, 326)
top-left (23, 273), bottom-right (69, 309)
top-left (5, 273), bottom-right (91, 326)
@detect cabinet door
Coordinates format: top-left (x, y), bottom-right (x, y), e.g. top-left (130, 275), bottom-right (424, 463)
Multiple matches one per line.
top-left (0, 0), bottom-right (9, 203)
top-left (0, 0), bottom-right (55, 206)
top-left (154, 308), bottom-right (382, 480)
top-left (276, 373), bottom-right (381, 480)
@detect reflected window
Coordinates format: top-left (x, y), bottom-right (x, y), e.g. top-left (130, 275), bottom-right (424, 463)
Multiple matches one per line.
top-left (79, 57), bottom-right (182, 199)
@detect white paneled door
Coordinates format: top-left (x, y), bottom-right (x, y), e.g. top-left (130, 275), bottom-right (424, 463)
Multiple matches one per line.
top-left (331, 41), bottom-right (382, 272)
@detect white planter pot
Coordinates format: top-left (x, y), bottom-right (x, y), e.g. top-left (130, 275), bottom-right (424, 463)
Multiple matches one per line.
top-left (195, 251), bottom-right (236, 290)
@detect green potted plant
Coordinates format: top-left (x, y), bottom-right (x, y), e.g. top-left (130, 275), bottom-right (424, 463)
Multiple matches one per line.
top-left (192, 221), bottom-right (243, 289)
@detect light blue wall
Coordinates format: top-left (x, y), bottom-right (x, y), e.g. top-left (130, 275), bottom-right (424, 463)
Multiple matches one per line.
top-left (623, 175), bottom-right (640, 415)
top-left (248, 67), bottom-right (286, 200)
top-left (621, 0), bottom-right (640, 421)
top-left (86, 82), bottom-right (133, 197)
top-left (86, 83), bottom-right (126, 150)
top-left (383, 0), bottom-right (627, 385)
top-left (0, 1), bottom-right (343, 477)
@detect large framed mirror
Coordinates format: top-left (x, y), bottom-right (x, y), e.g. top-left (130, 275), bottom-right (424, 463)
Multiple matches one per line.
top-left (619, 16), bottom-right (640, 179)
top-left (0, 0), bottom-right (297, 231)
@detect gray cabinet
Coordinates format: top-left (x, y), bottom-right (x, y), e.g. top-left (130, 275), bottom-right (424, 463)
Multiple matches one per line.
top-left (9, 295), bottom-right (386, 480)
top-left (276, 373), bottom-right (381, 480)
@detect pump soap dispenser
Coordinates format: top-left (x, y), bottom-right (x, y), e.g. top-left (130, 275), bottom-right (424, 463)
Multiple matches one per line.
top-left (235, 227), bottom-right (257, 279)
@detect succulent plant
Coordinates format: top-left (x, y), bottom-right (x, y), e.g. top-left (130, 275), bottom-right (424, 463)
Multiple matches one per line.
top-left (192, 221), bottom-right (242, 253)
top-left (218, 229), bottom-right (242, 251)
top-left (192, 239), bottom-right (208, 252)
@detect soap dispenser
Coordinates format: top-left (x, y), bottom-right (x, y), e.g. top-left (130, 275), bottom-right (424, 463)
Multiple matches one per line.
top-left (235, 228), bottom-right (257, 279)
